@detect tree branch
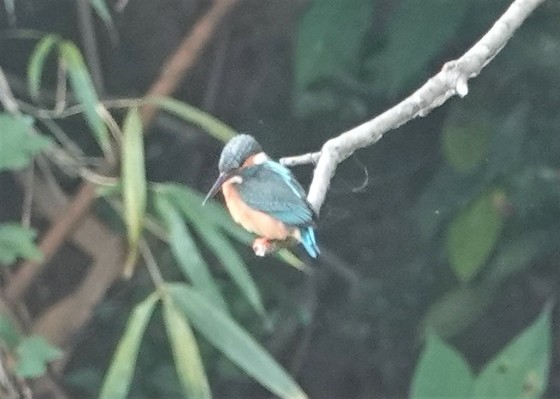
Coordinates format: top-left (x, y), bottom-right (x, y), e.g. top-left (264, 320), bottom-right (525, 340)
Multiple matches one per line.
top-left (280, 0), bottom-right (545, 215)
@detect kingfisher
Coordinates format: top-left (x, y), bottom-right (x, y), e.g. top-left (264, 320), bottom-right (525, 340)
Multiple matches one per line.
top-left (203, 134), bottom-right (319, 258)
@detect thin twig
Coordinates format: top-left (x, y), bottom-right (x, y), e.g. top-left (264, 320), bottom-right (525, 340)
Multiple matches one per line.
top-left (16, 97), bottom-right (142, 119)
top-left (98, 105), bottom-right (123, 144)
top-left (21, 164), bottom-right (34, 228)
top-left (280, 0), bottom-right (545, 215)
top-left (139, 240), bottom-right (165, 288)
top-left (281, 151), bottom-right (321, 167)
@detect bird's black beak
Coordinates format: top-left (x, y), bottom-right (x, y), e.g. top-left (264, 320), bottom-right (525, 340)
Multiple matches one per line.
top-left (203, 172), bottom-right (230, 205)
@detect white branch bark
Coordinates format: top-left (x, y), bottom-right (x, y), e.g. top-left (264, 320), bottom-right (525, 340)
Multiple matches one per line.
top-left (281, 0), bottom-right (546, 215)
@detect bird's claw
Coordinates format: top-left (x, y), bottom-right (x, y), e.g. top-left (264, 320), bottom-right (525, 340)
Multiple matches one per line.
top-left (252, 238), bottom-right (276, 257)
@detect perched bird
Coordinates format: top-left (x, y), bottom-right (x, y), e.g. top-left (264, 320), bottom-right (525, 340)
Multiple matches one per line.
top-left (204, 134), bottom-right (319, 258)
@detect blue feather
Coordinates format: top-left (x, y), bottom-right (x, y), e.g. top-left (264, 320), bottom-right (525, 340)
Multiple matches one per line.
top-left (236, 160), bottom-right (320, 257)
top-left (237, 162), bottom-right (315, 226)
top-left (262, 161), bottom-right (306, 199)
top-left (300, 226), bottom-right (320, 258)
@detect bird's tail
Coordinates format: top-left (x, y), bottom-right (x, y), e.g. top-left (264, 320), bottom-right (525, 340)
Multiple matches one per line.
top-left (299, 226), bottom-right (320, 258)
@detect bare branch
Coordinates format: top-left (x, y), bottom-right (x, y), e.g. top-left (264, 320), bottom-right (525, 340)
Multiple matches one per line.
top-left (281, 151), bottom-right (321, 167)
top-left (280, 0), bottom-right (545, 215)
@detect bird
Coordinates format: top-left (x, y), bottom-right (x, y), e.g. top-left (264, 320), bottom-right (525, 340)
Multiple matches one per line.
top-left (203, 134), bottom-right (319, 258)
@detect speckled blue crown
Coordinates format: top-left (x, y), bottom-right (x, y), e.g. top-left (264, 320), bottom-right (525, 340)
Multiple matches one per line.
top-left (218, 134), bottom-right (263, 173)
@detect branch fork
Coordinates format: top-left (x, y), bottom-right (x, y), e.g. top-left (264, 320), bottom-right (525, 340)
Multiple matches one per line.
top-left (281, 0), bottom-right (545, 216)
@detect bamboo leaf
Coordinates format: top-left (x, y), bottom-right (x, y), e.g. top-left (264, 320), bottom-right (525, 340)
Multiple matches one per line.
top-left (99, 293), bottom-right (159, 399)
top-left (163, 183), bottom-right (306, 270)
top-left (146, 96), bottom-right (236, 142)
top-left (121, 108), bottom-right (146, 277)
top-left (27, 34), bottom-right (59, 100)
top-left (89, 0), bottom-right (116, 40)
top-left (58, 40), bottom-right (110, 155)
top-left (164, 184), bottom-right (252, 243)
top-left (169, 193), bottom-right (265, 318)
top-left (154, 191), bottom-right (228, 312)
top-left (169, 284), bottom-right (307, 399)
top-left (163, 297), bottom-right (211, 399)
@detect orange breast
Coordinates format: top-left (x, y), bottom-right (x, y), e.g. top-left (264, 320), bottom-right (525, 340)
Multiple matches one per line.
top-left (222, 180), bottom-right (292, 240)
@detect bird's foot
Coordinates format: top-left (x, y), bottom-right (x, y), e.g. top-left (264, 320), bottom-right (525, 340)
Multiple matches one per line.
top-left (252, 237), bottom-right (277, 257)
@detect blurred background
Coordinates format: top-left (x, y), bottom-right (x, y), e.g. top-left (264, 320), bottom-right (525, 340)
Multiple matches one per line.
top-left (0, 0), bottom-right (559, 398)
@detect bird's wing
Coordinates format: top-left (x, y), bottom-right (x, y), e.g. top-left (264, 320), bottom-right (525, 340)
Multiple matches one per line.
top-left (237, 161), bottom-right (315, 227)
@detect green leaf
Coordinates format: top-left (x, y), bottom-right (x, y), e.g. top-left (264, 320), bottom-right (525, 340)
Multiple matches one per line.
top-left (145, 364), bottom-right (184, 398)
top-left (146, 96), bottom-right (236, 143)
top-left (154, 191), bottom-right (228, 312)
top-left (58, 40), bottom-right (110, 155)
top-left (169, 283), bottom-right (308, 399)
top-left (99, 292), bottom-right (159, 399)
top-left (276, 248), bottom-right (307, 272)
top-left (446, 190), bottom-right (504, 282)
top-left (473, 306), bottom-right (551, 399)
top-left (161, 185), bottom-right (265, 317)
top-left (0, 113), bottom-right (52, 171)
top-left (89, 0), bottom-right (116, 39)
top-left (410, 333), bottom-right (474, 398)
top-left (163, 184), bottom-right (252, 244)
top-left (0, 314), bottom-right (22, 349)
top-left (0, 223), bottom-right (43, 265)
top-left (420, 285), bottom-right (494, 339)
top-left (121, 108), bottom-right (146, 277)
top-left (176, 201), bottom-right (265, 318)
top-left (442, 124), bottom-right (491, 173)
top-left (160, 183), bottom-right (307, 271)
top-left (27, 34), bottom-right (59, 100)
top-left (163, 297), bottom-right (211, 399)
top-left (14, 336), bottom-right (62, 378)
top-left (294, 0), bottom-right (374, 91)
top-left (367, 0), bottom-right (470, 95)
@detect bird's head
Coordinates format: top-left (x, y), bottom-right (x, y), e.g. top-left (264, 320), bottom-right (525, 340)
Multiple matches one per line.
top-left (204, 134), bottom-right (265, 204)
top-left (218, 134), bottom-right (263, 174)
